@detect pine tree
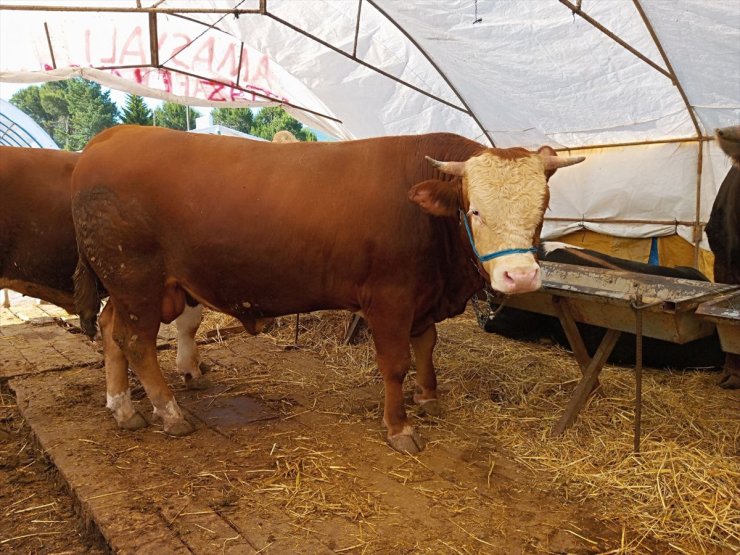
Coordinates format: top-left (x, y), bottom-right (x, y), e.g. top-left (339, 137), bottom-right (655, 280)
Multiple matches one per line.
top-left (153, 102), bottom-right (201, 131)
top-left (120, 94), bottom-right (153, 126)
top-left (11, 78), bottom-right (118, 151)
top-left (65, 79), bottom-right (118, 151)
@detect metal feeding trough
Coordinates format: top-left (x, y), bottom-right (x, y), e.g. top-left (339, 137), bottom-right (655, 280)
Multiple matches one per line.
top-left (503, 262), bottom-right (740, 343)
top-left (495, 262), bottom-right (740, 452)
top-left (696, 290), bottom-right (740, 355)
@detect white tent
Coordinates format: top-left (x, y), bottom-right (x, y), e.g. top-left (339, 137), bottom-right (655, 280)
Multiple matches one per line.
top-left (1, 1), bottom-right (738, 268)
top-left (0, 98), bottom-right (59, 148)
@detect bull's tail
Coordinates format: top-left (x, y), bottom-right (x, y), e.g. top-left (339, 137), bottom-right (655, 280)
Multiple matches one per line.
top-left (74, 252), bottom-right (102, 338)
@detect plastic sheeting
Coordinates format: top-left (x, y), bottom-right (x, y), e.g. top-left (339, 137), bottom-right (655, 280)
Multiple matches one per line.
top-left (0, 1), bottom-right (738, 248)
top-left (0, 98), bottom-right (59, 148)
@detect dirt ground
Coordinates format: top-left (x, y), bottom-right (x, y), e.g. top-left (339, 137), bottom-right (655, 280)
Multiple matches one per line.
top-left (0, 303), bottom-right (738, 554)
top-left (0, 384), bottom-right (106, 554)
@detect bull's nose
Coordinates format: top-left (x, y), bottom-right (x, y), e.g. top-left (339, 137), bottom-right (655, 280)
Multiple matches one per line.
top-left (501, 267), bottom-right (541, 293)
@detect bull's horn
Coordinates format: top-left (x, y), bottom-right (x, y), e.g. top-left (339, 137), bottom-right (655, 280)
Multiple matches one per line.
top-left (426, 156), bottom-right (466, 176)
top-left (540, 154), bottom-right (586, 170)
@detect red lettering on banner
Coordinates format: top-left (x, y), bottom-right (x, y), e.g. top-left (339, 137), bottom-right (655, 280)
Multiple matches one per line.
top-left (192, 36), bottom-right (215, 73)
top-left (206, 81), bottom-right (226, 101)
top-left (85, 30), bottom-right (91, 65)
top-left (160, 68), bottom-right (172, 93)
top-left (100, 28), bottom-right (117, 64)
top-left (168, 33), bottom-right (191, 69)
top-left (251, 55), bottom-right (272, 88)
top-left (217, 43), bottom-right (239, 78)
top-left (120, 26), bottom-right (146, 66)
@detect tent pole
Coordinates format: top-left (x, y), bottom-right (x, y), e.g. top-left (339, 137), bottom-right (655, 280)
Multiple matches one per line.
top-left (365, 0), bottom-right (494, 145)
top-left (632, 0), bottom-right (705, 269)
top-left (558, 0), bottom-right (670, 79)
top-left (555, 136), bottom-right (713, 153)
top-left (693, 141), bottom-right (704, 269)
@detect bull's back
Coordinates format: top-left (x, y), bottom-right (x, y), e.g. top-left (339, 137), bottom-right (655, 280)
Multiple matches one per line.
top-left (0, 147), bottom-right (79, 309)
top-left (73, 126), bottom-right (448, 314)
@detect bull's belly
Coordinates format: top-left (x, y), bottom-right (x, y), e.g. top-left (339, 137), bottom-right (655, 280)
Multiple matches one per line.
top-left (0, 278), bottom-right (75, 313)
top-left (176, 270), bottom-right (358, 322)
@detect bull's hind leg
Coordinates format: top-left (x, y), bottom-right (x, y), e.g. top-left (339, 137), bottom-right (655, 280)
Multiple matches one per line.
top-left (100, 302), bottom-right (147, 430)
top-left (366, 305), bottom-right (422, 454)
top-left (110, 302), bottom-right (194, 436)
top-left (411, 324), bottom-right (441, 417)
top-left (175, 303), bottom-right (211, 390)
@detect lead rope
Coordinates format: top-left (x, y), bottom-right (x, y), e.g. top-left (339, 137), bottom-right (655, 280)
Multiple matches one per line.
top-left (470, 285), bottom-right (507, 329)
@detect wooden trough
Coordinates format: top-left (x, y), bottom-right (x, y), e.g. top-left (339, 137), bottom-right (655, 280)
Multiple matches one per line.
top-left (696, 290), bottom-right (740, 354)
top-left (490, 262), bottom-right (740, 449)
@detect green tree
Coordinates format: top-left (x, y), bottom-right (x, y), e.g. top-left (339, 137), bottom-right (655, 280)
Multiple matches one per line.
top-left (120, 94), bottom-right (153, 126)
top-left (153, 102), bottom-right (201, 131)
top-left (11, 81), bottom-right (70, 147)
top-left (251, 107), bottom-right (316, 141)
top-left (10, 78), bottom-right (118, 150)
top-left (211, 107), bottom-right (254, 134)
top-left (65, 79), bottom-right (118, 151)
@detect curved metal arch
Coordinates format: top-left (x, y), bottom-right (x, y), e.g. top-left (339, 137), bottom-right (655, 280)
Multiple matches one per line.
top-left (365, 0), bottom-right (494, 145)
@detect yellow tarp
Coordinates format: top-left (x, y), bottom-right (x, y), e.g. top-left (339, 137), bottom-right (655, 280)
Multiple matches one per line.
top-left (556, 231), bottom-right (715, 281)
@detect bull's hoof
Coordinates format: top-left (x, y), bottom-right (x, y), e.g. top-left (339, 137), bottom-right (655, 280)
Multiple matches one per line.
top-left (117, 411), bottom-right (147, 431)
top-left (198, 361), bottom-right (211, 374)
top-left (387, 428), bottom-right (423, 454)
top-left (416, 398), bottom-right (442, 417)
top-left (185, 374), bottom-right (213, 390)
top-left (164, 419), bottom-right (195, 437)
top-left (718, 373), bottom-right (740, 390)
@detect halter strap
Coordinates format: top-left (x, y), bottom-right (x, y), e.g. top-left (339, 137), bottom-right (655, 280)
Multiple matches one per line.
top-left (460, 209), bottom-right (537, 263)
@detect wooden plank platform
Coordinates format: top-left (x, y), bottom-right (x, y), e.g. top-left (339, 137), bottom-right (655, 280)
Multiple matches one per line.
top-left (0, 321), bottom-right (101, 380)
top-left (9, 333), bottom-right (624, 554)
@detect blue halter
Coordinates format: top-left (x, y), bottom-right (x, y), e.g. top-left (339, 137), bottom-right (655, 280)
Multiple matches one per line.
top-left (460, 209), bottom-right (537, 263)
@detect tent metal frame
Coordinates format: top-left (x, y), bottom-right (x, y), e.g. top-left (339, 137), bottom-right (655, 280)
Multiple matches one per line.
top-left (0, 1), bottom-right (723, 265)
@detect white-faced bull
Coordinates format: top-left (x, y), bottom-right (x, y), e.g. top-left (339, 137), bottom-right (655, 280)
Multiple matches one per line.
top-left (72, 127), bottom-right (584, 453)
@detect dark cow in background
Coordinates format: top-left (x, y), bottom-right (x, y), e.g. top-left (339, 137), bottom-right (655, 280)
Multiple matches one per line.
top-left (71, 126), bottom-right (585, 453)
top-left (1, 147), bottom-right (81, 312)
top-left (0, 146), bottom-right (209, 389)
top-left (706, 124), bottom-right (740, 389)
top-left (484, 242), bottom-right (725, 370)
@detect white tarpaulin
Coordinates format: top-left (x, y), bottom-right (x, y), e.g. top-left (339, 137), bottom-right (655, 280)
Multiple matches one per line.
top-left (1, 1), bottom-right (738, 249)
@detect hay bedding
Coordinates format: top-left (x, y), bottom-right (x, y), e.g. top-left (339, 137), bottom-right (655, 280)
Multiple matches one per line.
top-left (190, 307), bottom-right (739, 553)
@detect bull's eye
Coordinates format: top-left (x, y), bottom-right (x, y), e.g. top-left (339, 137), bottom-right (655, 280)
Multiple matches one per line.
top-left (468, 209), bottom-right (480, 217)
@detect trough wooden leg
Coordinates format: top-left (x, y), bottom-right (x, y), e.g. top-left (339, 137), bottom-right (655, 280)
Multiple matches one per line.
top-left (2, 289), bottom-right (9, 308)
top-left (551, 328), bottom-right (622, 436)
top-left (343, 314), bottom-right (365, 345)
top-left (551, 296), bottom-right (601, 394)
top-left (411, 324), bottom-right (441, 417)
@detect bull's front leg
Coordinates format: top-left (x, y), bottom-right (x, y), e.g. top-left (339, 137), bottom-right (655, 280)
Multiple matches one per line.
top-left (368, 309), bottom-right (422, 454)
top-left (411, 324), bottom-right (441, 417)
top-left (174, 303), bottom-right (212, 390)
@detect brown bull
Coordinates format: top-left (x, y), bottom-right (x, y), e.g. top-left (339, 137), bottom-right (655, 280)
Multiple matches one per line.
top-left (72, 125), bottom-right (584, 453)
top-left (0, 145), bottom-right (209, 390)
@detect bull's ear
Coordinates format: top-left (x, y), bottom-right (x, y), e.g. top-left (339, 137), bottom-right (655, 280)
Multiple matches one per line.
top-left (537, 146), bottom-right (558, 181)
top-left (408, 179), bottom-right (459, 217)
